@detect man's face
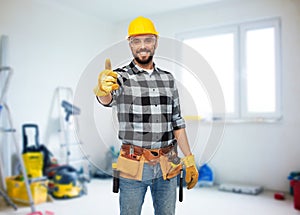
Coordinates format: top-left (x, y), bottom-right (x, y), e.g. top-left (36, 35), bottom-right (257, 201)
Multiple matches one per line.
top-left (129, 34), bottom-right (157, 65)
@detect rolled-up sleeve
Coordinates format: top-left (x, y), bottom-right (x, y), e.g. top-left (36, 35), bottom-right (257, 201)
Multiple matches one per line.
top-left (172, 81), bottom-right (186, 130)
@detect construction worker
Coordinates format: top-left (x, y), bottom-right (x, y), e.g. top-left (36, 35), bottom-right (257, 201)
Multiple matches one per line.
top-left (94, 16), bottom-right (198, 215)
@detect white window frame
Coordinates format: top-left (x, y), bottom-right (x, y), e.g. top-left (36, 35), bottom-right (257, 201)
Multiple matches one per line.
top-left (239, 19), bottom-right (282, 119)
top-left (176, 18), bottom-right (282, 122)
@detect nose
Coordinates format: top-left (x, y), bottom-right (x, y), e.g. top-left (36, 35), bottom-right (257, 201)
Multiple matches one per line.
top-left (140, 41), bottom-right (146, 48)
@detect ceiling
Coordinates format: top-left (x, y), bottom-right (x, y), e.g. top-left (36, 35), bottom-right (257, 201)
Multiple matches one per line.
top-left (50, 0), bottom-right (222, 23)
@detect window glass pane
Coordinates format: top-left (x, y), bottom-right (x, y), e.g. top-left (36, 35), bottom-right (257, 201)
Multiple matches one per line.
top-left (184, 33), bottom-right (235, 114)
top-left (246, 28), bottom-right (276, 113)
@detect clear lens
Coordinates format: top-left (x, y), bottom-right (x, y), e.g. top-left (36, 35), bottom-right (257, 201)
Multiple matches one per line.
top-left (130, 36), bottom-right (156, 47)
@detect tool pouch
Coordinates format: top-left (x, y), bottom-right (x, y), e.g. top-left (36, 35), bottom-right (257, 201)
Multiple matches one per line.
top-left (159, 156), bottom-right (182, 180)
top-left (117, 152), bottom-right (144, 181)
top-left (143, 149), bottom-right (160, 165)
top-left (160, 142), bottom-right (182, 180)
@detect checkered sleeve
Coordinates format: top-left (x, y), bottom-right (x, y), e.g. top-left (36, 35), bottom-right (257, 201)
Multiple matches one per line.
top-left (172, 80), bottom-right (186, 130)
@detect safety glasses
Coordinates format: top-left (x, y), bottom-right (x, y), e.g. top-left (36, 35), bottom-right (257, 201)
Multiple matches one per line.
top-left (129, 36), bottom-right (156, 47)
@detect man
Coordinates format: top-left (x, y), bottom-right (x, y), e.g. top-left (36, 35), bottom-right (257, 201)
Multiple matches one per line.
top-left (94, 16), bottom-right (198, 215)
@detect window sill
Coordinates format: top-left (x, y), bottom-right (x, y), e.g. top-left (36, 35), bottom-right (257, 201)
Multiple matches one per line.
top-left (184, 116), bottom-right (283, 124)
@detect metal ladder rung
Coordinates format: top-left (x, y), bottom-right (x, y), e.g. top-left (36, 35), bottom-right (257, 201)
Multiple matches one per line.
top-left (0, 188), bottom-right (17, 210)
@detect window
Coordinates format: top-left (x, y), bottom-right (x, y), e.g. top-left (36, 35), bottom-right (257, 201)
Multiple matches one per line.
top-left (177, 18), bottom-right (281, 121)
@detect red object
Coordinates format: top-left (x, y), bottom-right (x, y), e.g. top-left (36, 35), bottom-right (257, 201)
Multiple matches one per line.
top-left (293, 181), bottom-right (300, 210)
top-left (26, 212), bottom-right (43, 215)
top-left (274, 192), bottom-right (285, 200)
top-left (290, 180), bottom-right (295, 195)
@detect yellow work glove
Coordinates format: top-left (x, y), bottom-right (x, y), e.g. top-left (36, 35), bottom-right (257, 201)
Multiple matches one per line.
top-left (93, 59), bottom-right (119, 97)
top-left (182, 154), bottom-right (199, 189)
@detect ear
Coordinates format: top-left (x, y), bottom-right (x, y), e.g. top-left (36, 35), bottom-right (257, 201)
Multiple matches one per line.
top-left (128, 41), bottom-right (133, 50)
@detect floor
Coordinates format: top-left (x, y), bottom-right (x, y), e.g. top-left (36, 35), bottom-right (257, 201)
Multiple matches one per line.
top-left (0, 179), bottom-right (299, 215)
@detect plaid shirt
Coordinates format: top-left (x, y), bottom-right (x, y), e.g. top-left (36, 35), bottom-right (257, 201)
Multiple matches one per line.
top-left (105, 60), bottom-right (185, 149)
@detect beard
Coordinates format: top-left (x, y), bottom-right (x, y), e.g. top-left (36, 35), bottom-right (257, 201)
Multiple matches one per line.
top-left (134, 55), bottom-right (153, 65)
top-left (133, 48), bottom-right (155, 65)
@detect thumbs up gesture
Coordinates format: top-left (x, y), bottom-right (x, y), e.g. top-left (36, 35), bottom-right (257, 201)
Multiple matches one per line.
top-left (93, 59), bottom-right (119, 97)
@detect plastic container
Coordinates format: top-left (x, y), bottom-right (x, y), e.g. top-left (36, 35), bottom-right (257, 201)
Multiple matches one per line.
top-left (288, 171), bottom-right (300, 210)
top-left (198, 164), bottom-right (214, 187)
top-left (6, 176), bottom-right (48, 205)
top-left (288, 172), bottom-right (300, 195)
top-left (291, 180), bottom-right (300, 210)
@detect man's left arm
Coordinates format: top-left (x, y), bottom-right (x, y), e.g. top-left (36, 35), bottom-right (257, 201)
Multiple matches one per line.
top-left (174, 128), bottom-right (191, 156)
top-left (171, 78), bottom-right (199, 189)
top-left (174, 128), bottom-right (199, 189)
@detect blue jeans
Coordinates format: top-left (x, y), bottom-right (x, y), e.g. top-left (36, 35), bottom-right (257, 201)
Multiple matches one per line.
top-left (119, 163), bottom-right (177, 215)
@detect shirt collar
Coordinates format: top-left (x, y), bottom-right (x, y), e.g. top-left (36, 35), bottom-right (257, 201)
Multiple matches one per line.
top-left (130, 60), bottom-right (158, 74)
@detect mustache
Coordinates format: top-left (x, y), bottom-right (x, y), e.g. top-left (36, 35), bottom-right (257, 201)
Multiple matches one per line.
top-left (136, 48), bottom-right (151, 53)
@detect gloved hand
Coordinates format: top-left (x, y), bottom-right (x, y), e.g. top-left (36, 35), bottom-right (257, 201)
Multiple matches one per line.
top-left (182, 154), bottom-right (199, 189)
top-left (93, 59), bottom-right (119, 97)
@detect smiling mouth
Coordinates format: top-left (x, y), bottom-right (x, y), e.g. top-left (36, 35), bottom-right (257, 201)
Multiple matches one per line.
top-left (138, 51), bottom-right (150, 57)
top-left (137, 48), bottom-right (151, 54)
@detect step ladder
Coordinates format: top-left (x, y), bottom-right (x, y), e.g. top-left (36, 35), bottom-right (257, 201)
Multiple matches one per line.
top-left (54, 87), bottom-right (90, 180)
top-left (0, 35), bottom-right (50, 214)
top-left (0, 67), bottom-right (33, 212)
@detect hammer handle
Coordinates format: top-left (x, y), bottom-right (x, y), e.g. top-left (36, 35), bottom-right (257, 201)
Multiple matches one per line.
top-left (179, 169), bottom-right (183, 202)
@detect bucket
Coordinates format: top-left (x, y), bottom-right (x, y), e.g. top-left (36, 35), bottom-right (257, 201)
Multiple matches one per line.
top-left (6, 176), bottom-right (48, 205)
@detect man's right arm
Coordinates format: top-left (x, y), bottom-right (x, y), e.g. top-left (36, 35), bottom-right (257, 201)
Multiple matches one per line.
top-left (94, 59), bottom-right (118, 104)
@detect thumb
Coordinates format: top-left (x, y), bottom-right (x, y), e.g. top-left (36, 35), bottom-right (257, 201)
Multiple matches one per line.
top-left (105, 58), bottom-right (112, 70)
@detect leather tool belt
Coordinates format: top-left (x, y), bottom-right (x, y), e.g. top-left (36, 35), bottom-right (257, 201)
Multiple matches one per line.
top-left (116, 142), bottom-right (182, 181)
top-left (121, 143), bottom-right (175, 165)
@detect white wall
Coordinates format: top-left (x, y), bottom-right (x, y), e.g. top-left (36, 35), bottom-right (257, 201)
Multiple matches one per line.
top-left (0, 0), bottom-right (114, 174)
top-left (162, 0), bottom-right (300, 191)
top-left (113, 0), bottom-right (300, 191)
top-left (1, 0), bottom-right (299, 192)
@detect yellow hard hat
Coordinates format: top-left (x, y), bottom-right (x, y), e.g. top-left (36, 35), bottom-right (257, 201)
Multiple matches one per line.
top-left (128, 16), bottom-right (159, 38)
